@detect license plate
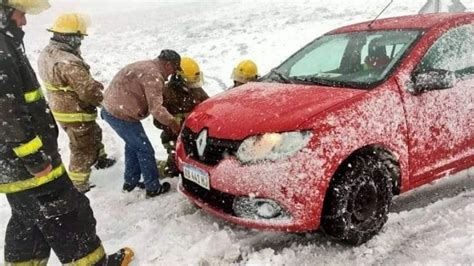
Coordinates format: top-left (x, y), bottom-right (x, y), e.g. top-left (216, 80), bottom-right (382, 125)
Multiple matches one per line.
top-left (183, 164), bottom-right (210, 190)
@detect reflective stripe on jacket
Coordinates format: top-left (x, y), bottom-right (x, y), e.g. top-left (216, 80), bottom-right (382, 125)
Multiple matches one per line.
top-left (43, 82), bottom-right (73, 92)
top-left (0, 164), bottom-right (66, 194)
top-left (24, 88), bottom-right (44, 103)
top-left (51, 111), bottom-right (98, 123)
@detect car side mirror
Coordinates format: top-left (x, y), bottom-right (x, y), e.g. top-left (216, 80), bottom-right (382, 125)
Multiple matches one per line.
top-left (410, 69), bottom-right (456, 94)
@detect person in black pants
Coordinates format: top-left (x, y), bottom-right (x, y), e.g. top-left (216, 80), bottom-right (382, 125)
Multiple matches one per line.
top-left (0, 1), bottom-right (133, 264)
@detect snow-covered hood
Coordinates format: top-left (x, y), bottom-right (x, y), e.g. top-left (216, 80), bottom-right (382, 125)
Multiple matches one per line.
top-left (185, 82), bottom-right (366, 140)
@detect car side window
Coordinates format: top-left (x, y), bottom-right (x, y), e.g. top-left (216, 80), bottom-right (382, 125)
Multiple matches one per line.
top-left (418, 24), bottom-right (474, 77)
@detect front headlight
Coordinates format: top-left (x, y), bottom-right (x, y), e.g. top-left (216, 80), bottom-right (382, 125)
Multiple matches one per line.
top-left (236, 131), bottom-right (312, 163)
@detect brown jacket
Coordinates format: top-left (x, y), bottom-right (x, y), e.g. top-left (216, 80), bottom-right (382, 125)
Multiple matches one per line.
top-left (37, 40), bottom-right (103, 120)
top-left (163, 84), bottom-right (209, 115)
top-left (154, 81), bottom-right (209, 130)
top-left (103, 60), bottom-right (175, 126)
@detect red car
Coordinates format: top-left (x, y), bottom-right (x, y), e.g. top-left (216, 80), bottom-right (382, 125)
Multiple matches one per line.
top-left (176, 12), bottom-right (474, 245)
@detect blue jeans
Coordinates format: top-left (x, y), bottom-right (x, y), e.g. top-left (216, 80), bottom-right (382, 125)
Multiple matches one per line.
top-left (101, 109), bottom-right (160, 191)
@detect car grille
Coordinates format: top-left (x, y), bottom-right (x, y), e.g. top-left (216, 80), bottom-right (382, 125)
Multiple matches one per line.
top-left (180, 127), bottom-right (241, 166)
top-left (182, 178), bottom-right (235, 215)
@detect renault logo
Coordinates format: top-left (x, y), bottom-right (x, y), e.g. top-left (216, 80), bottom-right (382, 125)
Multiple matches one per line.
top-left (196, 129), bottom-right (208, 157)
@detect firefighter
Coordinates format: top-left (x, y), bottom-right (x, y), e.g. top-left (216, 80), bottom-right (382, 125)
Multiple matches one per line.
top-left (0, 1), bottom-right (133, 265)
top-left (154, 57), bottom-right (209, 178)
top-left (231, 59), bottom-right (259, 88)
top-left (37, 13), bottom-right (116, 193)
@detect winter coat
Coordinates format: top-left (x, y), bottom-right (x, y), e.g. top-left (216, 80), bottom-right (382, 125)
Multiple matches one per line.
top-left (0, 24), bottom-right (64, 193)
top-left (103, 60), bottom-right (175, 127)
top-left (154, 79), bottom-right (209, 132)
top-left (37, 40), bottom-right (103, 124)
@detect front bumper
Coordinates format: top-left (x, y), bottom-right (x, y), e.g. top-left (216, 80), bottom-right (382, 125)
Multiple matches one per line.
top-left (176, 136), bottom-right (326, 232)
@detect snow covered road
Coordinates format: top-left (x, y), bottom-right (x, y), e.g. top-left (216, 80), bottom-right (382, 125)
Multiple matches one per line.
top-left (1, 0), bottom-right (473, 265)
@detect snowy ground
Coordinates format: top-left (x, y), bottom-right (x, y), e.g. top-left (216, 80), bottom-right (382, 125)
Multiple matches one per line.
top-left (1, 0), bottom-right (474, 265)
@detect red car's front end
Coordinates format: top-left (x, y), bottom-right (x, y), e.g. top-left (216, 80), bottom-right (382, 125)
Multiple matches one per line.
top-left (176, 144), bottom-right (321, 231)
top-left (176, 83), bottom-right (366, 231)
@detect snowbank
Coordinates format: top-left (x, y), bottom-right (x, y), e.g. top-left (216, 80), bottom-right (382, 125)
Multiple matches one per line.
top-left (1, 1), bottom-right (473, 265)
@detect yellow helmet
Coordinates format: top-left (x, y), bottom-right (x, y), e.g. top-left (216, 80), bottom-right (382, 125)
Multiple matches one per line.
top-left (231, 60), bottom-right (259, 84)
top-left (3, 0), bottom-right (50, 15)
top-left (48, 13), bottom-right (90, 35)
top-left (179, 57), bottom-right (204, 88)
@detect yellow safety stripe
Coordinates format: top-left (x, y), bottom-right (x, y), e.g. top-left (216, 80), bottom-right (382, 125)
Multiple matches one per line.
top-left (24, 88), bottom-right (43, 103)
top-left (52, 111), bottom-right (97, 123)
top-left (13, 136), bottom-right (43, 158)
top-left (5, 258), bottom-right (49, 266)
top-left (43, 82), bottom-right (74, 92)
top-left (64, 245), bottom-right (105, 266)
top-left (69, 171), bottom-right (91, 182)
top-left (0, 164), bottom-right (65, 194)
top-left (98, 146), bottom-right (106, 157)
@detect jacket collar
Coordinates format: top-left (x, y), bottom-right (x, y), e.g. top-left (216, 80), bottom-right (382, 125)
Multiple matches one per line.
top-left (1, 22), bottom-right (24, 43)
top-left (49, 39), bottom-right (82, 57)
top-left (152, 58), bottom-right (168, 81)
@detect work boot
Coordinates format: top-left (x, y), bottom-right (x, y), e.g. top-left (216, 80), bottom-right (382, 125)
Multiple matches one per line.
top-left (95, 157), bottom-right (117, 170)
top-left (73, 182), bottom-right (96, 193)
top-left (106, 247), bottom-right (134, 266)
top-left (122, 182), bottom-right (146, 192)
top-left (146, 182), bottom-right (171, 198)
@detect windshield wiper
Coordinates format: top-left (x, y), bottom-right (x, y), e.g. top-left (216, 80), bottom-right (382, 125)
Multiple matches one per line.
top-left (292, 76), bottom-right (338, 86)
top-left (270, 69), bottom-right (294, 84)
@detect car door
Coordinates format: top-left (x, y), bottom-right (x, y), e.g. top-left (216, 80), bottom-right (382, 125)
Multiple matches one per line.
top-left (398, 23), bottom-right (474, 184)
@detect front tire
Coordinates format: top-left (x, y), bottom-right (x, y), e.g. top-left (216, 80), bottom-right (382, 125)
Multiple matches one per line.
top-left (321, 153), bottom-right (393, 245)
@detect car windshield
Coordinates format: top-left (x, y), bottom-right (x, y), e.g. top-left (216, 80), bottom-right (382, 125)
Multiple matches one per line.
top-left (263, 30), bottom-right (421, 89)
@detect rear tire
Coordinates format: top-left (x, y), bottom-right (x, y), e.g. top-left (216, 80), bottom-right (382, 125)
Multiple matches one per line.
top-left (321, 153), bottom-right (393, 245)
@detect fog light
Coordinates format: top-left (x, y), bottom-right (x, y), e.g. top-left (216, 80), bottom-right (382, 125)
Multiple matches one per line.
top-left (256, 201), bottom-right (280, 219)
top-left (233, 197), bottom-right (289, 220)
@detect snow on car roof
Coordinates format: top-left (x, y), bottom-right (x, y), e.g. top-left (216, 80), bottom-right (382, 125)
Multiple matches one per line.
top-left (329, 12), bottom-right (474, 34)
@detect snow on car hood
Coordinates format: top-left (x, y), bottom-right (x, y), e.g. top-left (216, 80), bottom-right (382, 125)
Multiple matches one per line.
top-left (185, 82), bottom-right (365, 139)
